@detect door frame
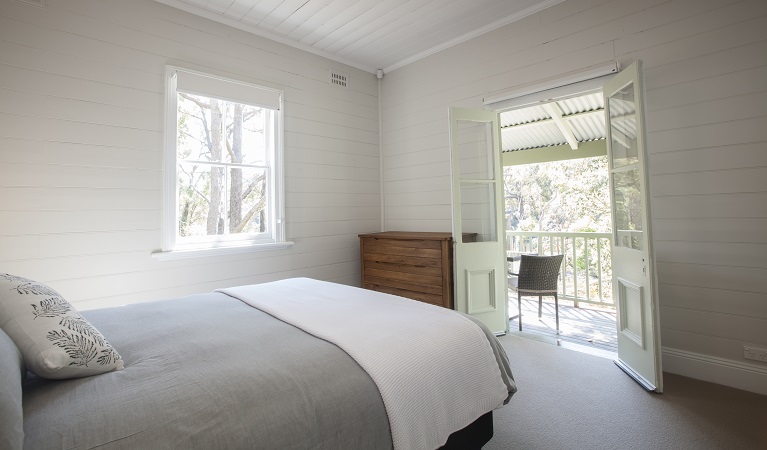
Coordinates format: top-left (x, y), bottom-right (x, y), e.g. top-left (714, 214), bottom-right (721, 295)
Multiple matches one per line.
top-left (483, 62), bottom-right (663, 392)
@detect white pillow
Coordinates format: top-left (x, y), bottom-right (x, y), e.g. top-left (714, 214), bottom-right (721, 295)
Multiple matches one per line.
top-left (0, 273), bottom-right (123, 379)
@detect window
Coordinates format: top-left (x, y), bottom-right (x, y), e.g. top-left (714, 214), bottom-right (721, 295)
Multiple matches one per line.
top-left (156, 66), bottom-right (290, 259)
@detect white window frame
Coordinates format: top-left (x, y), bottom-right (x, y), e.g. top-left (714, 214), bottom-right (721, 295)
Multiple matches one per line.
top-left (153, 66), bottom-right (292, 260)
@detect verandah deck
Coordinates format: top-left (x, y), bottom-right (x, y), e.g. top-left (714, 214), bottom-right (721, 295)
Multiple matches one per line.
top-left (508, 295), bottom-right (617, 357)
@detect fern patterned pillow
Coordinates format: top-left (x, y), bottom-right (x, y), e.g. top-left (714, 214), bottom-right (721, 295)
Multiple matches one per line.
top-left (0, 273), bottom-right (123, 379)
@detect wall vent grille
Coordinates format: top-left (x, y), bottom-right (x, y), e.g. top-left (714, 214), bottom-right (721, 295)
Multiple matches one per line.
top-left (330, 71), bottom-right (348, 88)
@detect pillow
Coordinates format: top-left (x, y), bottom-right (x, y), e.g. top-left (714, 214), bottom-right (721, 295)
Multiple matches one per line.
top-left (0, 327), bottom-right (24, 450)
top-left (0, 273), bottom-right (123, 379)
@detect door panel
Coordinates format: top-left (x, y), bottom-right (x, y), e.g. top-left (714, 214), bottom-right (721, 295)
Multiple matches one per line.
top-left (605, 61), bottom-right (663, 392)
top-left (466, 269), bottom-right (496, 314)
top-left (449, 107), bottom-right (508, 334)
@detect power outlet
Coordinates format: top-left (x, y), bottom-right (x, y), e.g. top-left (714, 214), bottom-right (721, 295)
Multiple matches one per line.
top-left (743, 346), bottom-right (767, 362)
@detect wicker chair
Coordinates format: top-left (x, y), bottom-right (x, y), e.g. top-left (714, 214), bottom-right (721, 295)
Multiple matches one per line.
top-left (508, 254), bottom-right (564, 333)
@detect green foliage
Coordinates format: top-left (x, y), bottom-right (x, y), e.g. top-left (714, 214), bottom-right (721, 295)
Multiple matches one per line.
top-left (504, 156), bottom-right (610, 233)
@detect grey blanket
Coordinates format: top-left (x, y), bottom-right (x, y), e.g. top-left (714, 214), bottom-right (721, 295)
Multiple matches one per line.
top-left (23, 293), bottom-right (392, 449)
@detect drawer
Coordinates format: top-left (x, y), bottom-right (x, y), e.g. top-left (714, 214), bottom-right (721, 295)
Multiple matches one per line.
top-left (364, 260), bottom-right (443, 277)
top-left (361, 237), bottom-right (441, 250)
top-left (364, 283), bottom-right (445, 306)
top-left (364, 267), bottom-right (443, 288)
top-left (362, 241), bottom-right (442, 259)
top-left (364, 274), bottom-right (443, 296)
top-left (362, 251), bottom-right (441, 269)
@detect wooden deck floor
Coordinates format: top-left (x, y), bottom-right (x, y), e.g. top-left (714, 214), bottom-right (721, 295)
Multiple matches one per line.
top-left (508, 295), bottom-right (617, 357)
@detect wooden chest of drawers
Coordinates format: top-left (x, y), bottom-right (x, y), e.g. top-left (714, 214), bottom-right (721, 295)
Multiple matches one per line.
top-left (359, 231), bottom-right (457, 309)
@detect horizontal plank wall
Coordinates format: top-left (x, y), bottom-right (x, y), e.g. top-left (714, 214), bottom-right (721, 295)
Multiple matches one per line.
top-left (0, 0), bottom-right (380, 309)
top-left (381, 0), bottom-right (767, 394)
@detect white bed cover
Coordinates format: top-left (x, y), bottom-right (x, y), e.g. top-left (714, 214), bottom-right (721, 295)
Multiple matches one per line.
top-left (218, 277), bottom-right (509, 450)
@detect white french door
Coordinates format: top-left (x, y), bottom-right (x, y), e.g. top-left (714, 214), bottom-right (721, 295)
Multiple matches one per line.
top-left (448, 107), bottom-right (508, 335)
top-left (604, 61), bottom-right (663, 392)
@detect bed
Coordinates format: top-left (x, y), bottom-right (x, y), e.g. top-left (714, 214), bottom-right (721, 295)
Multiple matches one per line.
top-left (1, 276), bottom-right (516, 450)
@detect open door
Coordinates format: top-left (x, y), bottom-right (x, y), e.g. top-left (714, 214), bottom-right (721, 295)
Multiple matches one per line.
top-left (604, 61), bottom-right (663, 392)
top-left (449, 107), bottom-right (508, 335)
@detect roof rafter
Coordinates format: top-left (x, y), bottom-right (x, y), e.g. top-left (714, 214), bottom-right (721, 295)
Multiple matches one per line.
top-left (543, 102), bottom-right (579, 150)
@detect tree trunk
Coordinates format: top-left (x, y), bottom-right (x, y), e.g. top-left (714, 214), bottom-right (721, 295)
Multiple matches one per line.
top-left (538, 191), bottom-right (558, 231)
top-left (207, 99), bottom-right (223, 235)
top-left (259, 174), bottom-right (267, 232)
top-left (229, 104), bottom-right (243, 233)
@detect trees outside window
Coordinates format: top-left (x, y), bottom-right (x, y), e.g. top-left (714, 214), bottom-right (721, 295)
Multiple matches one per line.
top-left (504, 156), bottom-right (610, 234)
top-left (176, 94), bottom-right (269, 238)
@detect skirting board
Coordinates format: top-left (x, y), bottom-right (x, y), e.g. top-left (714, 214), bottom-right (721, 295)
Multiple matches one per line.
top-left (662, 347), bottom-right (767, 396)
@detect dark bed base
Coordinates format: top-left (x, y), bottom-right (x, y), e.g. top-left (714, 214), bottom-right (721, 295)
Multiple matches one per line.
top-left (438, 411), bottom-right (494, 450)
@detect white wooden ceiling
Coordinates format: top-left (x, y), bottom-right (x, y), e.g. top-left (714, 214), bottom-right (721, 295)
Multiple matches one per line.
top-left (155, 0), bottom-right (565, 74)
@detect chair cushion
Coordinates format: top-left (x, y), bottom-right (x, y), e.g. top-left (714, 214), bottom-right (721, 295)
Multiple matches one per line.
top-left (0, 273), bottom-right (123, 380)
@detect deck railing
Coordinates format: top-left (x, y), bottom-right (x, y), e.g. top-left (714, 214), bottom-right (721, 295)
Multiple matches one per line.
top-left (505, 231), bottom-right (614, 308)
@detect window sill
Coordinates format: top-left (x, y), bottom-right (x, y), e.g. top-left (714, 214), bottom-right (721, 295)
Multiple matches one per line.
top-left (152, 241), bottom-right (294, 261)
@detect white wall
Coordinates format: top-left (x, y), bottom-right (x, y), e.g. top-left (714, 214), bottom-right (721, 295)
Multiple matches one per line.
top-left (381, 0), bottom-right (767, 393)
top-left (0, 0), bottom-right (380, 309)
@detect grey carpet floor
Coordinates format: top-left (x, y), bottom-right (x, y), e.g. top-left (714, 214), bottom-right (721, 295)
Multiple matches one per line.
top-left (487, 335), bottom-right (767, 450)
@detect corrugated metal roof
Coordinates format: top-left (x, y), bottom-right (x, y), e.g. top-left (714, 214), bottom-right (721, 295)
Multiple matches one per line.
top-left (500, 105), bottom-right (548, 127)
top-left (558, 93), bottom-right (603, 115)
top-left (500, 92), bottom-right (606, 152)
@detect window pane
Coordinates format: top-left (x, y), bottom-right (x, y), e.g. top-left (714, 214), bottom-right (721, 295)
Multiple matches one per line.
top-left (229, 167), bottom-right (268, 234)
top-left (608, 82), bottom-right (639, 169)
top-left (177, 163), bottom-right (226, 237)
top-left (177, 93), bottom-right (214, 162)
top-left (177, 93), bottom-right (268, 166)
top-left (613, 168), bottom-right (643, 250)
top-left (237, 105), bottom-right (268, 166)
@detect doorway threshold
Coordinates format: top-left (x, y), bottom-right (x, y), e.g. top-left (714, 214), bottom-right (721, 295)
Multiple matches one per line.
top-left (509, 329), bottom-right (617, 360)
top-left (509, 296), bottom-right (617, 356)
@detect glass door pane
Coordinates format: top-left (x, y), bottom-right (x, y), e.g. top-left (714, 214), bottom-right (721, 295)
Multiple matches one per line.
top-left (612, 168), bottom-right (643, 250)
top-left (460, 182), bottom-right (497, 243)
top-left (456, 119), bottom-right (497, 242)
top-left (457, 120), bottom-right (494, 180)
top-left (608, 82), bottom-right (639, 169)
